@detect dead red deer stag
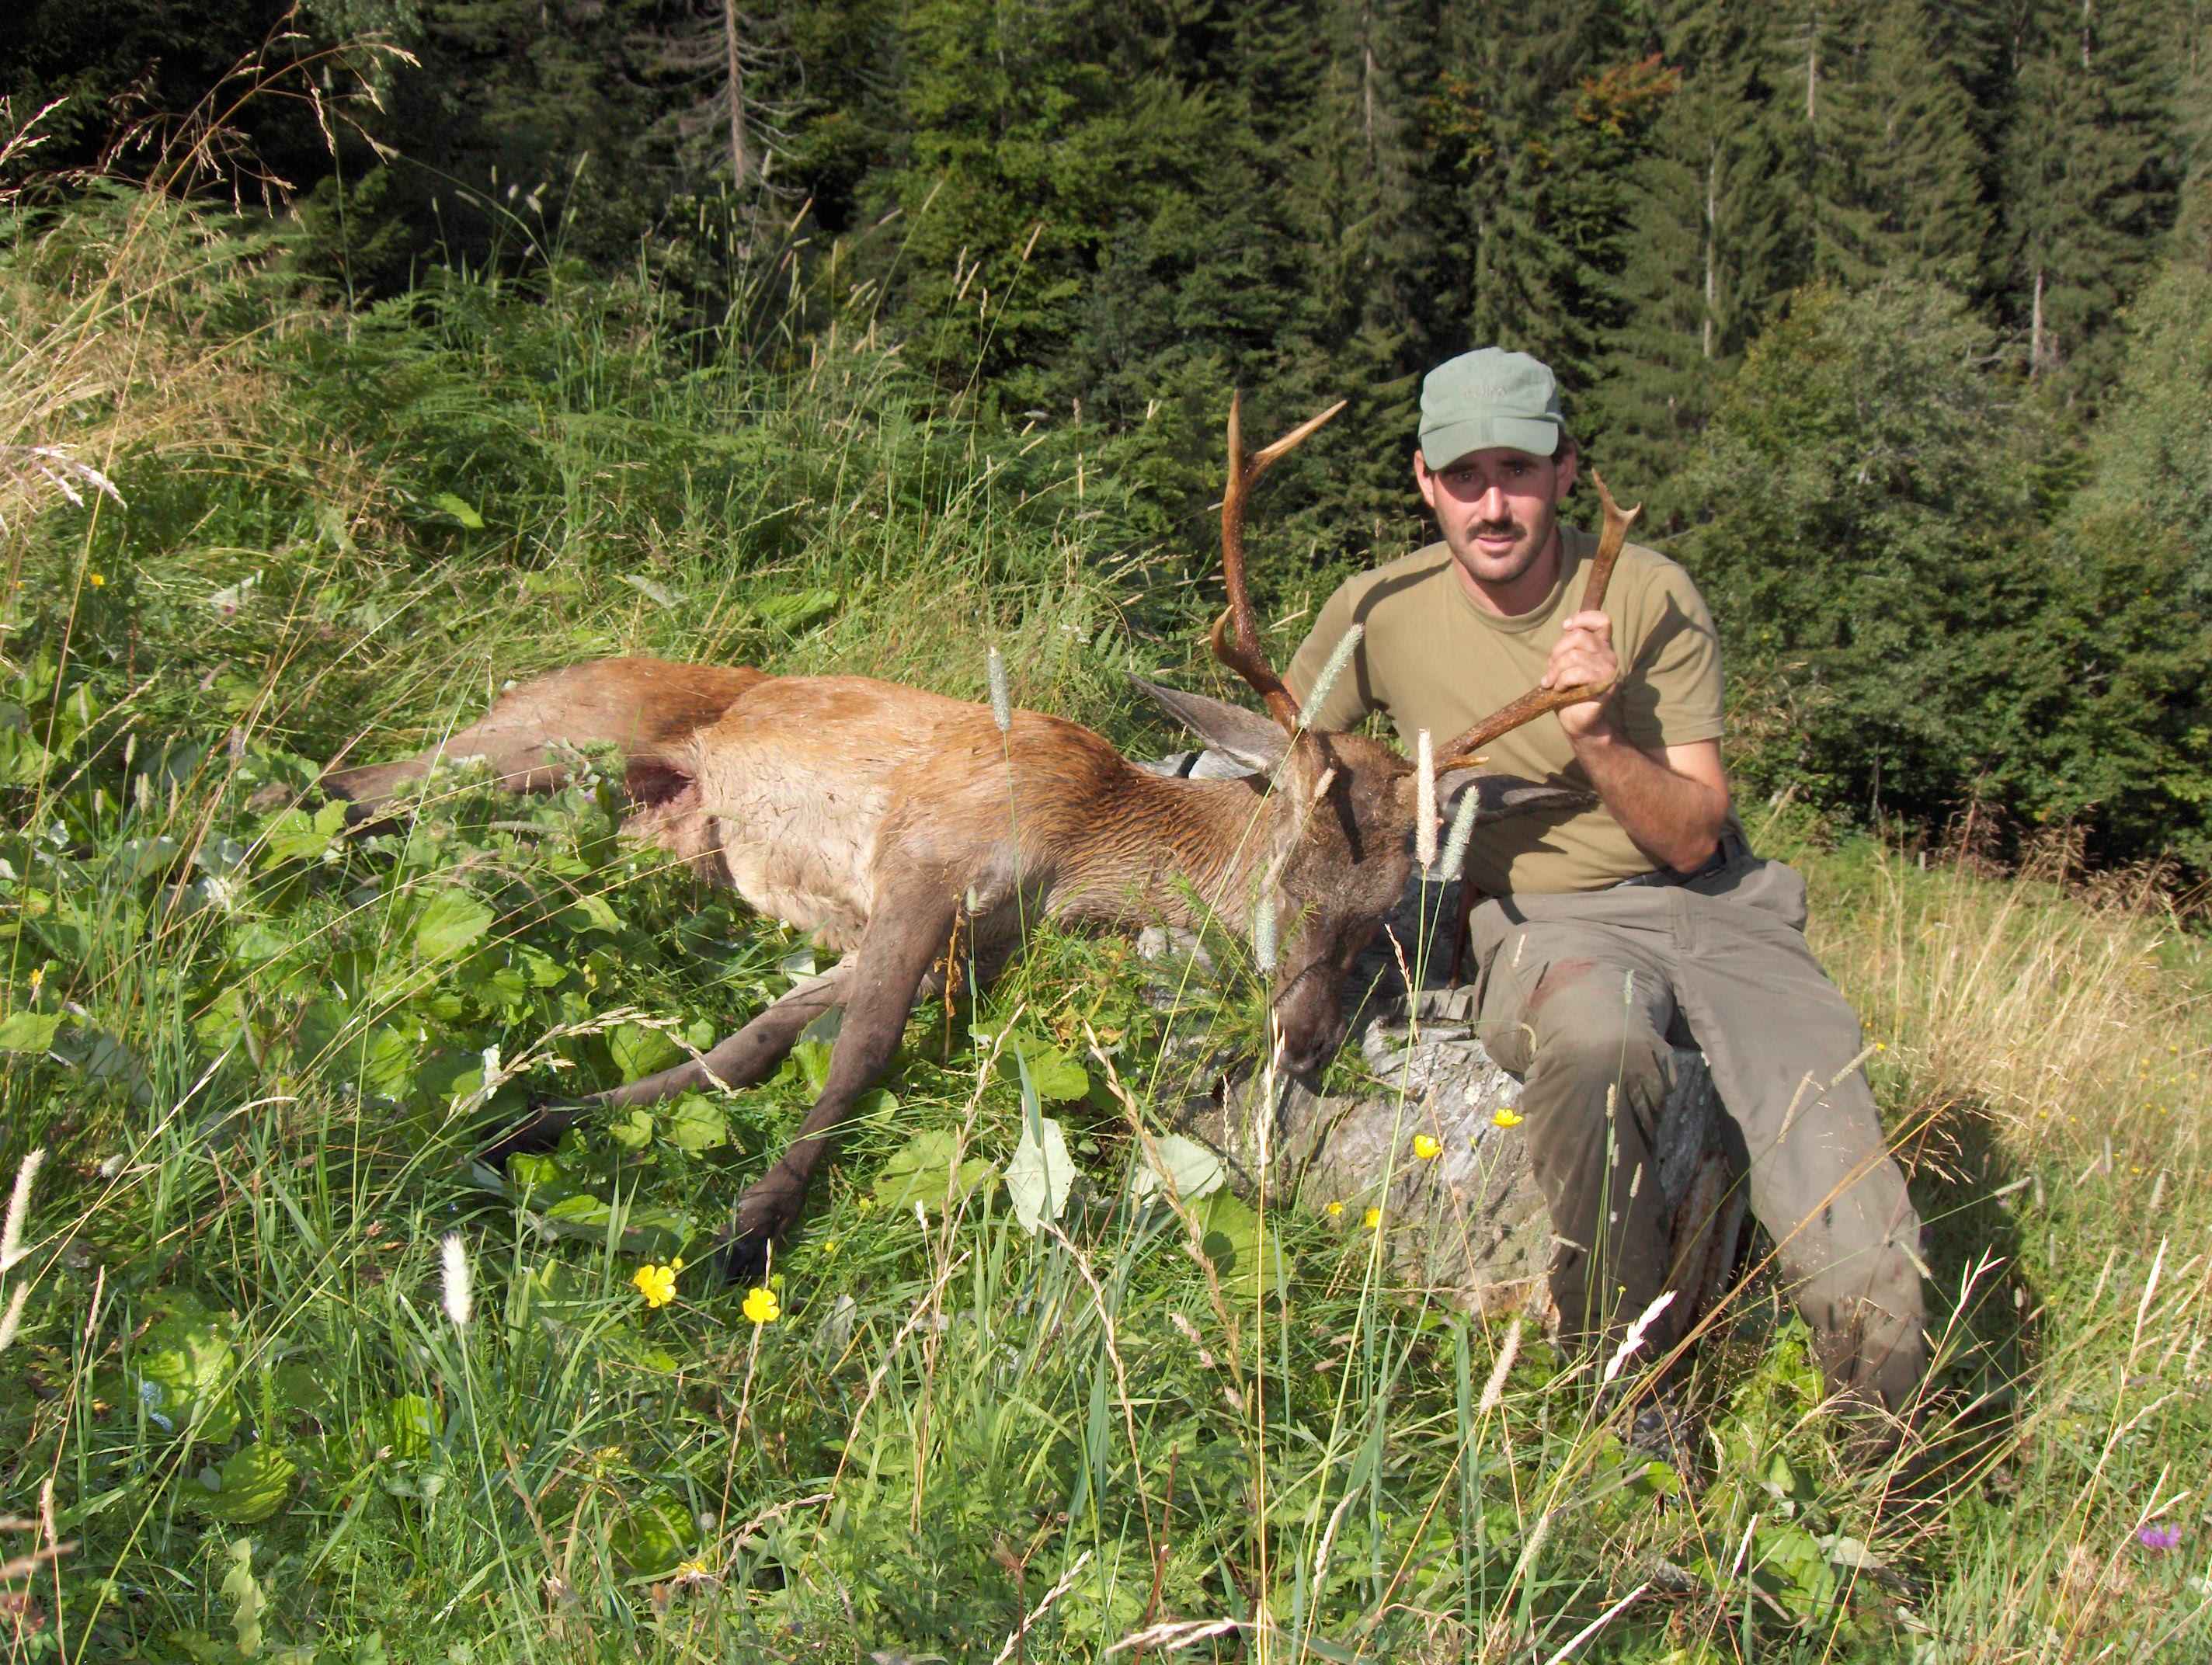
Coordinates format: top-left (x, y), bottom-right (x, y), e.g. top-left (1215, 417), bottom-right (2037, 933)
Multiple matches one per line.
top-left (322, 398), bottom-right (1640, 1278)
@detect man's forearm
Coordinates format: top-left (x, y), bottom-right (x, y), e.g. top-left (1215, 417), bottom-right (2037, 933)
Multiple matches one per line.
top-left (1568, 727), bottom-right (1729, 874)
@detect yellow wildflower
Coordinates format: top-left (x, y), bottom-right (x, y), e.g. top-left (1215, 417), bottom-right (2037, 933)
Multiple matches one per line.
top-left (742, 1286), bottom-right (781, 1325)
top-left (1491, 1107), bottom-right (1524, 1129)
top-left (819, 1239), bottom-right (840, 1258)
top-left (27, 967), bottom-right (41, 993)
top-left (632, 1263), bottom-right (678, 1309)
top-left (88, 572), bottom-right (106, 588)
top-left (1362, 1206), bottom-right (1382, 1230)
top-left (1413, 1134), bottom-right (1442, 1160)
top-left (1324, 1200), bottom-right (1344, 1219)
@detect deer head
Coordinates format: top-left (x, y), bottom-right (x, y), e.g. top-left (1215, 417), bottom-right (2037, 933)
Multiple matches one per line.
top-left (1137, 395), bottom-right (1640, 1076)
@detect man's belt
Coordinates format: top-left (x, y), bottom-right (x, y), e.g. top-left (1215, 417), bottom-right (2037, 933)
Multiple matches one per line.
top-left (1611, 826), bottom-right (1751, 891)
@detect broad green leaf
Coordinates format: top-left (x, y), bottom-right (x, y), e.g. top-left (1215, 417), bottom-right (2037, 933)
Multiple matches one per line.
top-left (1752, 1519), bottom-right (1839, 1614)
top-left (610, 1494), bottom-right (697, 1576)
top-left (1027, 1047), bottom-right (1090, 1102)
top-left (618, 572), bottom-right (681, 607)
top-left (0, 725), bottom-right (50, 787)
top-left (872, 1129), bottom-right (995, 1216)
top-left (1130, 1134), bottom-right (1228, 1207)
top-left (266, 1361), bottom-right (335, 1420)
top-left (414, 891), bottom-right (492, 961)
top-left (431, 491), bottom-right (485, 528)
top-left (1195, 1192), bottom-right (1282, 1300)
top-left (857, 1087), bottom-right (899, 1126)
top-left (610, 1022), bottom-right (681, 1082)
top-left (666, 1099), bottom-right (729, 1153)
top-left (1005, 1113), bottom-right (1074, 1233)
top-left (567, 893), bottom-right (621, 933)
top-left (375, 1393), bottom-right (442, 1460)
top-left (750, 589), bottom-right (839, 633)
top-left (221, 1537), bottom-right (265, 1658)
top-left (0, 1010), bottom-right (59, 1053)
top-left (260, 798), bottom-right (349, 866)
top-left (134, 1307), bottom-right (242, 1441)
top-left (357, 1024), bottom-right (416, 1098)
top-left (190, 1441), bottom-right (297, 1524)
top-left (605, 1109), bottom-right (656, 1151)
top-left (788, 1039), bottom-right (833, 1094)
top-left (505, 1151), bottom-right (579, 1198)
top-left (537, 1195), bottom-right (692, 1255)
top-left (974, 1026), bottom-right (1087, 1100)
top-left (519, 947), bottom-right (568, 987)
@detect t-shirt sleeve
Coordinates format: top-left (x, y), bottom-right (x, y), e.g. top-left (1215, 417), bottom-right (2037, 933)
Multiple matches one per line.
top-left (1619, 564), bottom-right (1726, 749)
top-left (1285, 579), bottom-right (1378, 734)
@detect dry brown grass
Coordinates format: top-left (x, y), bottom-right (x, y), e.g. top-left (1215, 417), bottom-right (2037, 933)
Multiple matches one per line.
top-left (1790, 822), bottom-right (2210, 1180)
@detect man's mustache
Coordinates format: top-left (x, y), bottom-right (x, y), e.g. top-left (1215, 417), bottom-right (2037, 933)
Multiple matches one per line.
top-left (1471, 519), bottom-right (1523, 540)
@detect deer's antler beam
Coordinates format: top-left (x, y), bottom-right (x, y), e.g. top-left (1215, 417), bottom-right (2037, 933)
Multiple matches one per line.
top-left (1435, 469), bottom-right (1641, 766)
top-left (1216, 395), bottom-right (1348, 733)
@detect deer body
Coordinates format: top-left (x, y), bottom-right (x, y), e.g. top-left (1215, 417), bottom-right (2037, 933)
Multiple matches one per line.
top-left (324, 401), bottom-right (1636, 1277)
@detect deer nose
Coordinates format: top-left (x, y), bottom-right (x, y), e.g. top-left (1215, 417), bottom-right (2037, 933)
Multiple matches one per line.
top-left (1272, 1003), bottom-right (1348, 1079)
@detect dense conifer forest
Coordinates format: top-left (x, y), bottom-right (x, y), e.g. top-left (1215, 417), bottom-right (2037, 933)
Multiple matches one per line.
top-left (10, 0), bottom-right (2207, 873)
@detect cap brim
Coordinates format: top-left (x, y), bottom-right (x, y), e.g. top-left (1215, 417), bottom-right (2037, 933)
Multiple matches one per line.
top-left (1418, 415), bottom-right (1562, 468)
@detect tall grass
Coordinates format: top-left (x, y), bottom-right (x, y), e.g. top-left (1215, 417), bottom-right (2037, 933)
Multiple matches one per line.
top-left (2, 158), bottom-right (2209, 1663)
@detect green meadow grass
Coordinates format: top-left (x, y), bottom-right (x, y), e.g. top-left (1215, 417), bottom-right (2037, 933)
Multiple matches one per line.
top-left (2, 182), bottom-right (2209, 1664)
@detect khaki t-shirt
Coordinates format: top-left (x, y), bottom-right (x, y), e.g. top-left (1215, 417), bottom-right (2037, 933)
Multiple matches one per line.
top-left (1285, 524), bottom-right (1727, 895)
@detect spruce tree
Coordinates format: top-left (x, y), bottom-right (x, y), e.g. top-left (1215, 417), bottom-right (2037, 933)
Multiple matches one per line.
top-left (1591, 0), bottom-right (1797, 517)
top-left (1998, 0), bottom-right (2181, 397)
top-left (1810, 0), bottom-right (1992, 290)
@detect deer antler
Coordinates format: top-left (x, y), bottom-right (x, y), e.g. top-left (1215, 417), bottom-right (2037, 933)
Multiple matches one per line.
top-left (1435, 470), bottom-right (1642, 767)
top-left (1211, 392), bottom-right (1348, 732)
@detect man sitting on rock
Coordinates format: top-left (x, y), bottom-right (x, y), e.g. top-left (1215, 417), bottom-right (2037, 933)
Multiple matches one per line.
top-left (1283, 347), bottom-right (1929, 1421)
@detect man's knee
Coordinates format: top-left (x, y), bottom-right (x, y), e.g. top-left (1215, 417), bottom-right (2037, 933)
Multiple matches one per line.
top-left (1521, 967), bottom-right (1674, 1107)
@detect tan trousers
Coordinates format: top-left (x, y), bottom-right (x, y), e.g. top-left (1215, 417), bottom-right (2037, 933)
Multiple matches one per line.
top-left (1467, 853), bottom-right (1929, 1413)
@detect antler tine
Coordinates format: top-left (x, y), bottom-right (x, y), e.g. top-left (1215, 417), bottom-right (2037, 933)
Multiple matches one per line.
top-left (1213, 393), bottom-right (1349, 733)
top-left (1435, 469), bottom-right (1643, 766)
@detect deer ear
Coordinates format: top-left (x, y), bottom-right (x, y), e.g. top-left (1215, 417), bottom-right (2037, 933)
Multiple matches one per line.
top-left (1435, 768), bottom-right (1594, 824)
top-left (1128, 677), bottom-right (1291, 773)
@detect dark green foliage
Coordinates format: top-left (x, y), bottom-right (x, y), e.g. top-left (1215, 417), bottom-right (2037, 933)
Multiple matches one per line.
top-left (2039, 259), bottom-right (2212, 866)
top-left (1678, 282), bottom-right (2057, 822)
top-left (1678, 276), bottom-right (2210, 867)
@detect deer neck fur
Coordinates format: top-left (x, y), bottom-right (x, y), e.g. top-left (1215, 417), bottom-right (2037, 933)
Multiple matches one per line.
top-left (1042, 763), bottom-right (1278, 935)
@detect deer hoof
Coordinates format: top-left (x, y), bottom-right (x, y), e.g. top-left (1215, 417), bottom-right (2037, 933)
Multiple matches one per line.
top-left (476, 1102), bottom-right (583, 1169)
top-left (715, 1230), bottom-right (775, 1285)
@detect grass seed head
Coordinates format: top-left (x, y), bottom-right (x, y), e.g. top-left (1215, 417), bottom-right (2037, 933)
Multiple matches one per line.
top-left (1439, 783), bottom-right (1480, 878)
top-left (0, 1148), bottom-right (44, 1275)
top-left (440, 1233), bottom-right (472, 1328)
top-left (1415, 729), bottom-right (1437, 871)
top-left (1299, 623), bottom-right (1362, 725)
top-left (0, 1282), bottom-right (26, 1356)
top-left (987, 645), bottom-right (1011, 732)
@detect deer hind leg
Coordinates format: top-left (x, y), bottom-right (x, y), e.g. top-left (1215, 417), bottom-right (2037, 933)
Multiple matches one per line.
top-left (718, 885), bottom-right (963, 1282)
top-left (322, 659), bottom-right (763, 816)
top-left (322, 692), bottom-right (603, 813)
top-left (473, 965), bottom-right (835, 1171)
top-left (475, 962), bottom-right (858, 1169)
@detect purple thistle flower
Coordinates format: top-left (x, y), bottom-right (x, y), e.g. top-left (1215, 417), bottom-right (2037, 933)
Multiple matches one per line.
top-left (2136, 1524), bottom-right (2182, 1553)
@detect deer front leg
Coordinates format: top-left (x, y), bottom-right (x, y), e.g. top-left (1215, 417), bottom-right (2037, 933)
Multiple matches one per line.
top-left (717, 887), bottom-right (962, 1282)
top-left (476, 963), bottom-right (856, 1168)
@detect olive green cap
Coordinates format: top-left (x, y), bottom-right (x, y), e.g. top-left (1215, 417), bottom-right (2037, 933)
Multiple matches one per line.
top-left (1417, 348), bottom-right (1565, 467)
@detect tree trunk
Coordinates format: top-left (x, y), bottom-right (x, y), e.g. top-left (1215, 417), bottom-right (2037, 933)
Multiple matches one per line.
top-left (723, 0), bottom-right (750, 188)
